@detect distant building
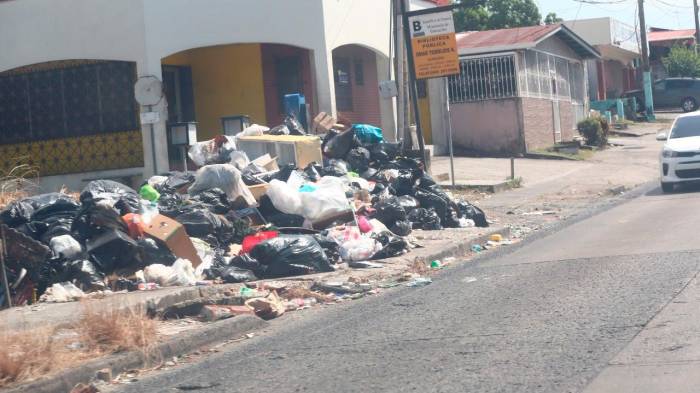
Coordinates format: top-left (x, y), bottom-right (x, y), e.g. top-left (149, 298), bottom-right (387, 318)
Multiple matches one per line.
top-left (564, 17), bottom-right (640, 100)
top-left (648, 28), bottom-right (697, 78)
top-left (431, 24), bottom-right (599, 155)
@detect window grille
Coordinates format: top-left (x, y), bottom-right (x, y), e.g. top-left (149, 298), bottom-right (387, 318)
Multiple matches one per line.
top-left (448, 54), bottom-right (517, 103)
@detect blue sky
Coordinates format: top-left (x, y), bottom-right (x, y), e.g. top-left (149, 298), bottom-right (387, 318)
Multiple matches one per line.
top-left (536, 0), bottom-right (696, 30)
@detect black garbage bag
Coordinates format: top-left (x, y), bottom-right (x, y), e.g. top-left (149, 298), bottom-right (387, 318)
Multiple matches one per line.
top-left (346, 147), bottom-right (370, 173)
top-left (86, 229), bottom-right (141, 273)
top-left (313, 233), bottom-right (341, 264)
top-left (12, 194), bottom-right (82, 243)
top-left (175, 208), bottom-right (233, 245)
top-left (0, 199), bottom-right (34, 227)
top-left (138, 238), bottom-right (177, 266)
top-left (457, 201), bottom-right (489, 227)
top-left (372, 197), bottom-right (407, 227)
top-left (72, 204), bottom-right (128, 242)
top-left (257, 195), bottom-right (306, 227)
top-left (322, 128), bottom-right (357, 159)
top-left (418, 173), bottom-right (437, 188)
top-left (190, 188), bottom-right (231, 214)
top-left (303, 162), bottom-right (323, 182)
top-left (284, 115), bottom-right (306, 135)
top-left (407, 207), bottom-right (442, 230)
top-left (371, 231), bottom-right (409, 260)
top-left (62, 259), bottom-right (106, 291)
top-left (217, 265), bottom-right (258, 283)
top-left (159, 171), bottom-right (195, 192)
top-left (360, 167), bottom-right (378, 180)
top-left (371, 183), bottom-right (386, 195)
top-left (368, 142), bottom-right (402, 163)
top-left (323, 159), bottom-right (349, 177)
top-left (390, 220), bottom-right (412, 236)
top-left (391, 172), bottom-right (416, 196)
top-left (242, 173), bottom-right (265, 186)
top-left (396, 195), bottom-right (420, 211)
top-left (250, 235), bottom-right (333, 278)
top-left (260, 164), bottom-right (296, 183)
top-left (413, 189), bottom-right (450, 223)
top-left (229, 253), bottom-right (263, 273)
top-left (157, 191), bottom-right (186, 218)
top-left (81, 180), bottom-right (141, 215)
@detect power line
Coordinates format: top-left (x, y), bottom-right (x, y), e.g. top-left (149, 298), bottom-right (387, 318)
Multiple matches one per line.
top-left (572, 0), bottom-right (629, 4)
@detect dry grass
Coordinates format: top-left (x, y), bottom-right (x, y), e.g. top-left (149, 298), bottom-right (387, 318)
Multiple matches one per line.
top-left (0, 162), bottom-right (39, 209)
top-left (0, 305), bottom-right (157, 388)
top-left (407, 259), bottom-right (429, 275)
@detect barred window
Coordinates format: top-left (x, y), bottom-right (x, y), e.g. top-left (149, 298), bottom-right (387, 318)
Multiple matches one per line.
top-left (0, 61), bottom-right (138, 145)
top-left (448, 54), bottom-right (517, 103)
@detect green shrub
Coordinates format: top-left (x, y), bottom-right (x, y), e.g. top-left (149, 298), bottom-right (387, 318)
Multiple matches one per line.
top-left (577, 116), bottom-right (608, 147)
top-left (663, 46), bottom-right (700, 77)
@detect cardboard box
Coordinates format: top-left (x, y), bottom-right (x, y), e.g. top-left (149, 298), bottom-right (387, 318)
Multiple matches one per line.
top-left (236, 135), bottom-right (322, 169)
top-left (143, 214), bottom-right (202, 267)
top-left (247, 183), bottom-right (270, 201)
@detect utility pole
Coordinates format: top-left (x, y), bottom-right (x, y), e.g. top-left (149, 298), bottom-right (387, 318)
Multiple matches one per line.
top-left (637, 0), bottom-right (655, 120)
top-left (694, 0), bottom-right (700, 49)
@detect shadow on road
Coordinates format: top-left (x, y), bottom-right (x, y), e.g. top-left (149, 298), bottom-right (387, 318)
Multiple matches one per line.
top-left (646, 182), bottom-right (700, 197)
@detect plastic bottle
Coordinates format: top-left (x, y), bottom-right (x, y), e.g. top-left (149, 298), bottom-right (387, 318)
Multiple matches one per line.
top-left (141, 200), bottom-right (159, 225)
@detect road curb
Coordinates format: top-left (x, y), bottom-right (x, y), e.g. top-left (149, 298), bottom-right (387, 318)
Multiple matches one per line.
top-left (3, 315), bottom-right (268, 393)
top-left (411, 227), bottom-right (512, 264)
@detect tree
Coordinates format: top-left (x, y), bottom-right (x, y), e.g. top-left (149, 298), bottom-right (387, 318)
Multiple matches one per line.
top-left (544, 12), bottom-right (563, 25)
top-left (453, 0), bottom-right (541, 32)
top-left (663, 46), bottom-right (700, 77)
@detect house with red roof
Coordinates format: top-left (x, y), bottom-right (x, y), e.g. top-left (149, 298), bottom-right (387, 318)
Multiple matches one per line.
top-left (648, 28), bottom-right (697, 78)
top-left (434, 23), bottom-right (599, 154)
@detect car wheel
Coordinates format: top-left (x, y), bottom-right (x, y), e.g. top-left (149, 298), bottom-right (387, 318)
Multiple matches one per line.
top-left (661, 182), bottom-right (675, 193)
top-left (682, 97), bottom-right (697, 112)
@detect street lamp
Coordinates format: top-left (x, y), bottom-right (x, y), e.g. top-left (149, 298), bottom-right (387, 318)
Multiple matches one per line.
top-left (221, 115), bottom-right (251, 136)
top-left (168, 121), bottom-right (197, 172)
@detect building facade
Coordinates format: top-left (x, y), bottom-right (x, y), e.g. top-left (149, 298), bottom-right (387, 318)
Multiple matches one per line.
top-left (0, 0), bottom-right (437, 191)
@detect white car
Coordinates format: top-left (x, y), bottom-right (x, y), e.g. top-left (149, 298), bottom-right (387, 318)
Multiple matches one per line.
top-left (658, 112), bottom-right (700, 192)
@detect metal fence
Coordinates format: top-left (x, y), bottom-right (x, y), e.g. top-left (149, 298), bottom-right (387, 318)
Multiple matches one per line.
top-left (520, 50), bottom-right (586, 103)
top-left (448, 54), bottom-right (518, 103)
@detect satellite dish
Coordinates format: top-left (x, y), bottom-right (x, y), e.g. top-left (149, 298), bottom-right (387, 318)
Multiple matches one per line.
top-left (134, 75), bottom-right (164, 106)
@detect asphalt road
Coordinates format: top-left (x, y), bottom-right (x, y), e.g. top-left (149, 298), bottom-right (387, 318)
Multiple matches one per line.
top-left (113, 184), bottom-right (700, 393)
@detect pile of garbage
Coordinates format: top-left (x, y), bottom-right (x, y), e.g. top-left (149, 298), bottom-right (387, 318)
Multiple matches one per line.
top-left (0, 120), bottom-right (487, 305)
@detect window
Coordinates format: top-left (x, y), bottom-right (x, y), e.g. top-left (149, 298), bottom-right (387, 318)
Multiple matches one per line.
top-left (0, 61), bottom-right (138, 145)
top-left (667, 79), bottom-right (693, 89)
top-left (448, 54), bottom-right (517, 103)
top-left (354, 60), bottom-right (364, 86)
top-left (334, 57), bottom-right (353, 111)
top-left (654, 81), bottom-right (667, 91)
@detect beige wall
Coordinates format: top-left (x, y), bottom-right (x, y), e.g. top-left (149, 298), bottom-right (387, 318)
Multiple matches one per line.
top-left (449, 98), bottom-right (523, 154)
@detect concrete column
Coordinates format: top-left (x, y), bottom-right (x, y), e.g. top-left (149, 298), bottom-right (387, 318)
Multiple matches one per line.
top-left (596, 60), bottom-right (607, 100)
top-left (136, 59), bottom-right (170, 178)
top-left (312, 48), bottom-right (337, 118)
top-left (376, 53), bottom-right (397, 141)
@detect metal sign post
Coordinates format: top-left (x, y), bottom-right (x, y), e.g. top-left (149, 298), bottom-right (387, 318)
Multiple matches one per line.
top-left (445, 79), bottom-right (455, 187)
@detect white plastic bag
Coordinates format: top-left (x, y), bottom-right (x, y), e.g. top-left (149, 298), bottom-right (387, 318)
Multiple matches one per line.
top-left (267, 179), bottom-right (303, 215)
top-left (188, 135), bottom-right (237, 166)
top-left (49, 235), bottom-right (82, 260)
top-left (188, 164), bottom-right (256, 206)
top-left (147, 175), bottom-right (168, 188)
top-left (299, 177), bottom-right (351, 223)
top-left (40, 282), bottom-right (85, 303)
top-left (339, 238), bottom-right (383, 262)
top-left (144, 259), bottom-right (197, 287)
top-left (229, 151), bottom-right (250, 171)
top-left (236, 124), bottom-right (269, 137)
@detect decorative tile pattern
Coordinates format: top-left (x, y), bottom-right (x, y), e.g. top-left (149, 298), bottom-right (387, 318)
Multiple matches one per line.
top-left (0, 130), bottom-right (144, 177)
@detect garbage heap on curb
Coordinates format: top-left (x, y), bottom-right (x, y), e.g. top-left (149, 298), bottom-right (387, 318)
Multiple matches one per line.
top-left (0, 119), bottom-right (488, 305)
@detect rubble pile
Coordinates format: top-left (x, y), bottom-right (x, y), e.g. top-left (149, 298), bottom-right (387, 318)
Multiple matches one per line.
top-left (0, 119), bottom-right (488, 306)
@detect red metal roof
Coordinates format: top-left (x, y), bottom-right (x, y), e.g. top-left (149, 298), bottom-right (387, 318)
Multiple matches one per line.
top-left (456, 24), bottom-right (560, 51)
top-left (425, 0), bottom-right (452, 5)
top-left (648, 29), bottom-right (696, 42)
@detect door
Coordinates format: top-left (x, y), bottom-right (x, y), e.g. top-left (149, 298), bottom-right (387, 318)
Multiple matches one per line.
top-left (552, 100), bottom-right (562, 143)
top-left (274, 56), bottom-right (302, 112)
top-left (652, 80), bottom-right (670, 109)
top-left (161, 65), bottom-right (195, 123)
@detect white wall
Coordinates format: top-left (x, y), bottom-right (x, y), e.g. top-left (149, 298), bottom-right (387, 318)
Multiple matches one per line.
top-left (0, 0), bottom-right (147, 73)
top-left (563, 18), bottom-right (612, 47)
top-left (1, 0), bottom-right (401, 182)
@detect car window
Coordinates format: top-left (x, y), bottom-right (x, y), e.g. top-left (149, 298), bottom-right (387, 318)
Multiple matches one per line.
top-left (670, 116), bottom-right (700, 138)
top-left (654, 81), bottom-right (666, 90)
top-left (667, 80), bottom-right (693, 89)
